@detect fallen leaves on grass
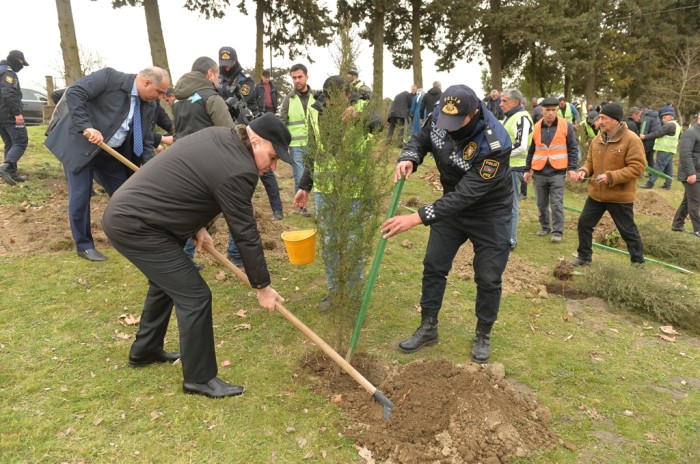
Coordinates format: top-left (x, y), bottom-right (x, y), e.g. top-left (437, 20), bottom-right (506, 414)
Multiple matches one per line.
top-left (215, 270), bottom-right (227, 281)
top-left (220, 359), bottom-right (232, 367)
top-left (118, 313), bottom-right (140, 326)
top-left (234, 309), bottom-right (247, 318)
top-left (659, 325), bottom-right (679, 335)
top-left (356, 445), bottom-right (375, 463)
top-left (401, 239), bottom-right (413, 249)
top-left (609, 328), bottom-right (619, 334)
top-left (150, 411), bottom-right (162, 421)
top-left (114, 330), bottom-right (131, 341)
top-left (296, 437), bottom-right (307, 448)
top-left (331, 394), bottom-right (342, 404)
top-left (234, 323), bottom-right (251, 331)
top-left (656, 334), bottom-right (676, 343)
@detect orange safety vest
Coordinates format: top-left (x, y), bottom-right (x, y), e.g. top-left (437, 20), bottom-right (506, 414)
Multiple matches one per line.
top-left (531, 117), bottom-right (569, 170)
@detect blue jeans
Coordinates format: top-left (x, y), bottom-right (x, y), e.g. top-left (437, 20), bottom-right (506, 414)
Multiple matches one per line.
top-left (533, 173), bottom-right (566, 235)
top-left (183, 230), bottom-right (241, 265)
top-left (647, 151), bottom-right (673, 188)
top-left (314, 192), bottom-right (363, 291)
top-left (290, 146), bottom-right (307, 192)
top-left (510, 170), bottom-right (524, 246)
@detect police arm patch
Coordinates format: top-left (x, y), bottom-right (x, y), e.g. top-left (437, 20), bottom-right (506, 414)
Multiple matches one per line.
top-left (240, 83), bottom-right (251, 96)
top-left (480, 159), bottom-right (500, 179)
top-left (5, 75), bottom-right (14, 84)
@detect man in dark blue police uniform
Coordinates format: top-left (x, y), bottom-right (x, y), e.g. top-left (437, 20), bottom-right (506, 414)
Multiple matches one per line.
top-left (381, 85), bottom-right (513, 363)
top-left (0, 50), bottom-right (30, 185)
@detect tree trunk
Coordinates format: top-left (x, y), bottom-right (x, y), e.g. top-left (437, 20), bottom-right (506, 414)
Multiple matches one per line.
top-left (411, 0), bottom-right (422, 88)
top-left (563, 73), bottom-right (571, 100)
top-left (487, 0), bottom-right (502, 90)
top-left (584, 69), bottom-right (596, 109)
top-left (529, 44), bottom-right (537, 99)
top-left (254, 0), bottom-right (264, 78)
top-left (143, 0), bottom-right (170, 76)
top-left (55, 0), bottom-right (81, 85)
top-left (371, 12), bottom-right (384, 103)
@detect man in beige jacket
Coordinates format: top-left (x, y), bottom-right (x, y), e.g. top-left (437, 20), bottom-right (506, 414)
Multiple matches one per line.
top-left (572, 103), bottom-right (647, 266)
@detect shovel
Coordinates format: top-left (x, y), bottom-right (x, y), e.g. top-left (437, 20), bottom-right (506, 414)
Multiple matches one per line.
top-left (202, 242), bottom-right (395, 420)
top-left (82, 130), bottom-right (140, 172)
top-left (345, 177), bottom-right (405, 363)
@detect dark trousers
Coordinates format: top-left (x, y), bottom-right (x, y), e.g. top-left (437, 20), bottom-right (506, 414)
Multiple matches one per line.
top-left (0, 123), bottom-right (28, 164)
top-left (420, 213), bottom-right (511, 325)
top-left (65, 151), bottom-right (129, 251)
top-left (260, 170), bottom-right (282, 213)
top-left (108, 239), bottom-right (217, 384)
top-left (576, 197), bottom-right (644, 263)
top-left (386, 117), bottom-right (405, 145)
top-left (673, 181), bottom-right (700, 232)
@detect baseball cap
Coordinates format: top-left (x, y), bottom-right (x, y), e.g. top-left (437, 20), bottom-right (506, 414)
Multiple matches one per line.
top-left (218, 47), bottom-right (237, 67)
top-left (435, 85), bottom-right (480, 131)
top-left (8, 50), bottom-right (29, 66)
top-left (658, 105), bottom-right (675, 117)
top-left (248, 113), bottom-right (292, 164)
top-left (586, 110), bottom-right (599, 124)
top-left (347, 66), bottom-right (358, 76)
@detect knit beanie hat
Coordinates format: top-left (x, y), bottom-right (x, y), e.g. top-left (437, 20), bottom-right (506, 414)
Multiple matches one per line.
top-left (599, 103), bottom-right (623, 122)
top-left (658, 105), bottom-right (676, 117)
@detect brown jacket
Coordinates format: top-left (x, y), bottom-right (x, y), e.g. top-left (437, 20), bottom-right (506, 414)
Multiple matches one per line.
top-left (579, 122), bottom-right (646, 203)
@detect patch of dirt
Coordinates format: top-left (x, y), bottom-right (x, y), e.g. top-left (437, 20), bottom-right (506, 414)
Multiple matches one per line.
top-left (301, 354), bottom-right (558, 463)
top-left (635, 190), bottom-right (676, 221)
top-left (553, 258), bottom-right (574, 281)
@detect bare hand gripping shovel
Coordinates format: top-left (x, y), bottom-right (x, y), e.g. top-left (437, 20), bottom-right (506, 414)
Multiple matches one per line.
top-left (83, 131), bottom-right (395, 418)
top-left (202, 243), bottom-right (395, 420)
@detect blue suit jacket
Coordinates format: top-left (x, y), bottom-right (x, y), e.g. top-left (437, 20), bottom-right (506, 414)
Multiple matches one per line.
top-left (45, 67), bottom-right (156, 173)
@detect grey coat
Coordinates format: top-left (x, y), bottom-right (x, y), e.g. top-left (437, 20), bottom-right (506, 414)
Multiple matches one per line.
top-left (45, 67), bottom-right (156, 173)
top-left (677, 123), bottom-right (700, 181)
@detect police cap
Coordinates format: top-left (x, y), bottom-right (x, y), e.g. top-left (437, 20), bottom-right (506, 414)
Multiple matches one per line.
top-left (218, 47), bottom-right (237, 67)
top-left (8, 50), bottom-right (29, 66)
top-left (435, 85), bottom-right (480, 131)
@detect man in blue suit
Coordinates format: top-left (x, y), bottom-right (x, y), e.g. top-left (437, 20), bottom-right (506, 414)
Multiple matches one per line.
top-left (45, 67), bottom-right (170, 261)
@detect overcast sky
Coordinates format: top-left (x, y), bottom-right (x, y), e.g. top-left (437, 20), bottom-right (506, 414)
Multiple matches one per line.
top-left (2, 0), bottom-right (484, 99)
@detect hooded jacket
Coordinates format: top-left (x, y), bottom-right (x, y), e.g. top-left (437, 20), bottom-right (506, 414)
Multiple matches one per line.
top-left (420, 86), bottom-right (442, 118)
top-left (173, 71), bottom-right (233, 138)
top-left (579, 122), bottom-right (646, 203)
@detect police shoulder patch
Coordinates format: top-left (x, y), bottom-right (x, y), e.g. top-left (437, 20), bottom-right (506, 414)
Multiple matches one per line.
top-left (479, 159), bottom-right (500, 179)
top-left (462, 142), bottom-right (477, 160)
top-left (5, 75), bottom-right (14, 84)
top-left (240, 83), bottom-right (251, 96)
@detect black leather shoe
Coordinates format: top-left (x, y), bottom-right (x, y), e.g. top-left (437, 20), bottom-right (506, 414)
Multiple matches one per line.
top-left (129, 351), bottom-right (181, 367)
top-left (183, 377), bottom-right (244, 398)
top-left (571, 256), bottom-right (591, 266)
top-left (640, 184), bottom-right (652, 189)
top-left (77, 249), bottom-right (107, 261)
top-left (671, 227), bottom-right (686, 232)
top-left (0, 163), bottom-right (17, 186)
top-left (471, 321), bottom-right (493, 363)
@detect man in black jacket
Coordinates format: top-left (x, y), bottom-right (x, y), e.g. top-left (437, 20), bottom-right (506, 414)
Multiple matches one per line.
top-left (253, 70), bottom-right (279, 115)
top-left (45, 67), bottom-right (170, 261)
top-left (420, 81), bottom-right (442, 119)
top-left (672, 112), bottom-right (700, 236)
top-left (0, 50), bottom-right (30, 185)
top-left (102, 114), bottom-right (291, 398)
top-left (381, 85), bottom-right (513, 363)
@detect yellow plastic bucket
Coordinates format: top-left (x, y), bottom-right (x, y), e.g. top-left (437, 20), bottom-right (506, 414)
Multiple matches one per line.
top-left (281, 229), bottom-right (317, 265)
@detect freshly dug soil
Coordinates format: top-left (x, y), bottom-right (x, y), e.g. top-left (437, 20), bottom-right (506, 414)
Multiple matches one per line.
top-left (301, 354), bottom-right (558, 463)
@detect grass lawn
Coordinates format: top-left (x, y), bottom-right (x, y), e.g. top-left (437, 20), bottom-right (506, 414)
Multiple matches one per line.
top-left (1, 126), bottom-right (698, 463)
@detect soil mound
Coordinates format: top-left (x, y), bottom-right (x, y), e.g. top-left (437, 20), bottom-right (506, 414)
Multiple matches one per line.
top-left (635, 190), bottom-right (676, 221)
top-left (301, 354), bottom-right (558, 463)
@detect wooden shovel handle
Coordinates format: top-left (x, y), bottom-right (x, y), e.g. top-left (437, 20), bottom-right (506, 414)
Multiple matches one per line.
top-left (82, 130), bottom-right (139, 173)
top-left (202, 242), bottom-right (378, 396)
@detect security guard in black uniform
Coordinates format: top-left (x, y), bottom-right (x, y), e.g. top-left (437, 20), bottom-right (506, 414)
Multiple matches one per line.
top-left (217, 46), bottom-right (258, 124)
top-left (0, 50), bottom-right (30, 185)
top-left (381, 85), bottom-right (513, 363)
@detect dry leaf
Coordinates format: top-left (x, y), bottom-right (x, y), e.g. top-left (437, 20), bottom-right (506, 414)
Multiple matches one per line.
top-left (331, 394), bottom-right (342, 404)
top-left (296, 437), bottom-right (307, 448)
top-left (114, 330), bottom-right (131, 341)
top-left (623, 410), bottom-right (634, 417)
top-left (220, 359), bottom-right (232, 367)
top-left (659, 325), bottom-right (679, 335)
top-left (609, 328), bottom-right (619, 334)
top-left (150, 411), bottom-right (162, 421)
top-left (78, 278), bottom-right (88, 286)
top-left (92, 417), bottom-right (103, 426)
top-left (215, 270), bottom-right (227, 281)
top-left (645, 433), bottom-right (661, 444)
top-left (562, 316), bottom-right (569, 322)
top-left (234, 323), bottom-right (251, 331)
top-left (589, 352), bottom-right (604, 362)
top-left (678, 352), bottom-right (695, 359)
top-left (563, 334), bottom-right (573, 341)
top-left (400, 388), bottom-right (412, 402)
top-left (656, 334), bottom-right (676, 343)
top-left (356, 445), bottom-right (375, 463)
top-left (285, 426), bottom-right (296, 434)
top-left (234, 309), bottom-right (247, 318)
top-left (118, 313), bottom-right (140, 326)
top-left (400, 239), bottom-right (413, 249)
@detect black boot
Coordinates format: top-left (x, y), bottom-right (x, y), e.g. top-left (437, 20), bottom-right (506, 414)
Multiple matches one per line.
top-left (398, 315), bottom-right (438, 353)
top-left (7, 164), bottom-right (27, 183)
top-left (471, 321), bottom-right (493, 363)
top-left (0, 163), bottom-right (16, 186)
